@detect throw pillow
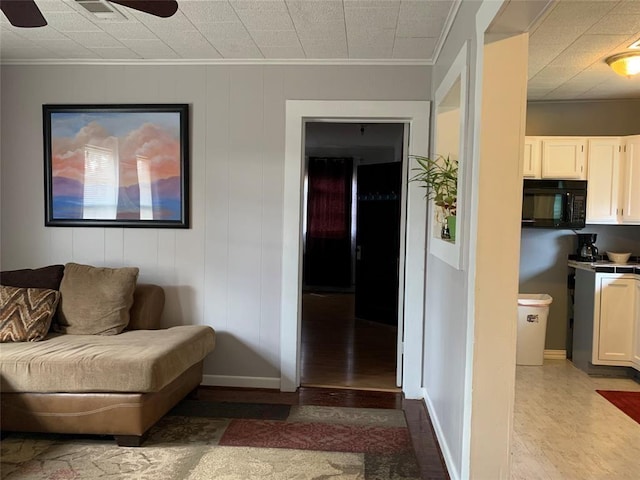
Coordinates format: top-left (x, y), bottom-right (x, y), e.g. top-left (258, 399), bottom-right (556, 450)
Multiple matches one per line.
top-left (0, 285), bottom-right (61, 342)
top-left (55, 263), bottom-right (139, 335)
top-left (0, 264), bottom-right (65, 290)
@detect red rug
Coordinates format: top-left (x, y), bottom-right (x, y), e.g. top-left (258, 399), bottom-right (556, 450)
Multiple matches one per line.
top-left (596, 390), bottom-right (640, 424)
top-left (220, 419), bottom-right (411, 453)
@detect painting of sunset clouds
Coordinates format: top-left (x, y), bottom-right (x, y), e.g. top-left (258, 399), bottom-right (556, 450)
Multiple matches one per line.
top-left (44, 104), bottom-right (189, 227)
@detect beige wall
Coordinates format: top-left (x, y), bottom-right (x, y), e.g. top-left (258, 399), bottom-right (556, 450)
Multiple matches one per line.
top-left (470, 32), bottom-right (528, 479)
top-left (527, 99), bottom-right (640, 136)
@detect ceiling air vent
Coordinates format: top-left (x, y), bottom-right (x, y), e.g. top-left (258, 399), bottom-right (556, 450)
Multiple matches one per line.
top-left (74, 0), bottom-right (126, 20)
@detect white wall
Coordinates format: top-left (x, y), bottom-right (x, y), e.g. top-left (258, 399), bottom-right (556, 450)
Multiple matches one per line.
top-left (0, 64), bottom-right (430, 386)
top-left (421, 1), bottom-right (483, 476)
top-left (421, 1), bottom-right (533, 478)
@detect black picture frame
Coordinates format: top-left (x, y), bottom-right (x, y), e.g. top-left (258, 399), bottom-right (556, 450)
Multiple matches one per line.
top-left (43, 103), bottom-right (189, 228)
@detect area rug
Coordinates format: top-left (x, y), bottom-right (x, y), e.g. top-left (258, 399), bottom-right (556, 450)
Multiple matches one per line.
top-left (596, 390), bottom-right (640, 425)
top-left (0, 401), bottom-right (421, 479)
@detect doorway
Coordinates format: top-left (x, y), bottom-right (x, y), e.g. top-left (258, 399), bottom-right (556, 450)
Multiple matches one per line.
top-left (301, 122), bottom-right (405, 391)
top-left (280, 100), bottom-right (429, 398)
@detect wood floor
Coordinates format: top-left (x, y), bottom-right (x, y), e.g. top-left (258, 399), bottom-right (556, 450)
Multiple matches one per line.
top-left (300, 292), bottom-right (399, 391)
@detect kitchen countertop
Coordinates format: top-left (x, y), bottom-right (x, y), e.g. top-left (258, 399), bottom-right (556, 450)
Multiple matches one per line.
top-left (568, 259), bottom-right (640, 274)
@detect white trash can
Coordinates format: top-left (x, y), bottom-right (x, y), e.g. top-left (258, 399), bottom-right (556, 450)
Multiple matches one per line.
top-left (516, 294), bottom-right (553, 366)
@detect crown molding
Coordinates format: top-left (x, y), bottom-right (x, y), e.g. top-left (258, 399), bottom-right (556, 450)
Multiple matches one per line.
top-left (0, 58), bottom-right (432, 67)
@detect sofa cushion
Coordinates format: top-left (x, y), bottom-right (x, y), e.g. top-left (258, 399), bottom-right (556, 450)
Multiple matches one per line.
top-left (127, 284), bottom-right (165, 330)
top-left (0, 326), bottom-right (216, 393)
top-left (0, 286), bottom-right (61, 342)
top-left (0, 265), bottom-right (65, 290)
top-left (55, 263), bottom-right (139, 335)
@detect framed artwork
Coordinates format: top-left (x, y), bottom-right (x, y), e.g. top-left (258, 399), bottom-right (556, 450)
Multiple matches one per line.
top-left (43, 104), bottom-right (189, 228)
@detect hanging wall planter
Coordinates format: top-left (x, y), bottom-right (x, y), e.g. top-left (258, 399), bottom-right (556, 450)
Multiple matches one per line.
top-left (409, 154), bottom-right (458, 242)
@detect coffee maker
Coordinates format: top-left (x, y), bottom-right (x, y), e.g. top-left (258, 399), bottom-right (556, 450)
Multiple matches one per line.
top-left (576, 233), bottom-right (598, 262)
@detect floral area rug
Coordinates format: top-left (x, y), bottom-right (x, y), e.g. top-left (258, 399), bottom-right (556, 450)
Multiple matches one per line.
top-left (0, 401), bottom-right (421, 479)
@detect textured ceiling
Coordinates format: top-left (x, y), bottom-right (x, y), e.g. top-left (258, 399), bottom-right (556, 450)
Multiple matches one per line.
top-left (0, 0), bottom-right (456, 61)
top-left (526, 0), bottom-right (640, 101)
top-left (0, 0), bottom-right (639, 101)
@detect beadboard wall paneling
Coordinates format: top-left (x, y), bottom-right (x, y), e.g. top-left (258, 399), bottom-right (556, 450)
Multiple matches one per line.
top-left (203, 66), bottom-right (231, 337)
top-left (260, 67), bottom-right (286, 370)
top-left (0, 64), bottom-right (430, 382)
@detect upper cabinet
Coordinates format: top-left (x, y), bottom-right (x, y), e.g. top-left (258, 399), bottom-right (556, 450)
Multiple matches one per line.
top-left (524, 134), bottom-right (639, 225)
top-left (586, 138), bottom-right (621, 224)
top-left (621, 135), bottom-right (640, 224)
top-left (523, 137), bottom-right (540, 178)
top-left (540, 138), bottom-right (586, 179)
top-left (523, 136), bottom-right (586, 179)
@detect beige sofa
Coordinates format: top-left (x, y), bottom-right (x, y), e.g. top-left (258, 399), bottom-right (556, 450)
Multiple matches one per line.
top-left (0, 283), bottom-right (215, 446)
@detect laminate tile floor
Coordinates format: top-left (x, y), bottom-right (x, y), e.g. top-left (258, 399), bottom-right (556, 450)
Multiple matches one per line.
top-left (511, 360), bottom-right (640, 480)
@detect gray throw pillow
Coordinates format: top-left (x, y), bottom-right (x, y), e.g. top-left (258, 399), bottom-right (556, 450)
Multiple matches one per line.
top-left (55, 263), bottom-right (139, 335)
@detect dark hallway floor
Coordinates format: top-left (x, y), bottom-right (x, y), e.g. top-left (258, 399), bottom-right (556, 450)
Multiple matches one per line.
top-left (300, 292), bottom-right (399, 391)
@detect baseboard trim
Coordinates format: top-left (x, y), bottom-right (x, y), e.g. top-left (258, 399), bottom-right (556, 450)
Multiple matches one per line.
top-left (421, 387), bottom-right (460, 480)
top-left (543, 349), bottom-right (566, 360)
top-left (201, 375), bottom-right (281, 390)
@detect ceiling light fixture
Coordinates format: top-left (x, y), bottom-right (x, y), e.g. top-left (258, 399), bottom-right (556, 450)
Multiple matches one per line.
top-left (605, 52), bottom-right (640, 78)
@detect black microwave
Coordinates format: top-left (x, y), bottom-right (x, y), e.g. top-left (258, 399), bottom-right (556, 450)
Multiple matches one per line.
top-left (522, 179), bottom-right (587, 229)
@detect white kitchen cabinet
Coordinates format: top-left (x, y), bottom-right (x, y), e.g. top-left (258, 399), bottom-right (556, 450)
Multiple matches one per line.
top-left (522, 134), bottom-right (639, 224)
top-left (523, 137), bottom-right (541, 178)
top-left (541, 138), bottom-right (586, 179)
top-left (586, 138), bottom-right (621, 224)
top-left (595, 275), bottom-right (635, 363)
top-left (621, 135), bottom-right (640, 223)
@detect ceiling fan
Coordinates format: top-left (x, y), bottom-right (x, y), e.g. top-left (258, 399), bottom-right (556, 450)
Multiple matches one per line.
top-left (0, 0), bottom-right (178, 28)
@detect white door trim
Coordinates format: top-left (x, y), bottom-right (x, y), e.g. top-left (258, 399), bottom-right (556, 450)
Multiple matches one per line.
top-left (281, 100), bottom-right (430, 398)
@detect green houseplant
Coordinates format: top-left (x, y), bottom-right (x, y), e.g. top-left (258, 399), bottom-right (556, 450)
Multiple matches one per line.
top-left (409, 154), bottom-right (458, 240)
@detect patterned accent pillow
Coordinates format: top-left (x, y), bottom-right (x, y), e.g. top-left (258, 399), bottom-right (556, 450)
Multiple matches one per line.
top-left (0, 285), bottom-right (61, 342)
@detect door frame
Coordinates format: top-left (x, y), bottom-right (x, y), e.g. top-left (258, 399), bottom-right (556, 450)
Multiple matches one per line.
top-left (281, 100), bottom-right (430, 398)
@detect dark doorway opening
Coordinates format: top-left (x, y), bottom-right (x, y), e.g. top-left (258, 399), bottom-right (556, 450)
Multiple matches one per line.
top-left (304, 156), bottom-right (353, 290)
top-left (301, 122), bottom-right (405, 391)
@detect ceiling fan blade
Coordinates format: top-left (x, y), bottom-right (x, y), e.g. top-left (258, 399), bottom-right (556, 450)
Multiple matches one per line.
top-left (108, 0), bottom-right (178, 18)
top-left (0, 0), bottom-right (47, 27)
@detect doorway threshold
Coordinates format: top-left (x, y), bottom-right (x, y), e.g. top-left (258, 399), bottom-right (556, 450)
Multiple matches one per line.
top-left (301, 382), bottom-right (401, 393)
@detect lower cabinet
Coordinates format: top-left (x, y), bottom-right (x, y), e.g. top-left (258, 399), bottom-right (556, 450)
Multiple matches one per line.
top-left (572, 269), bottom-right (640, 374)
top-left (634, 279), bottom-right (640, 369)
top-left (595, 275), bottom-right (635, 363)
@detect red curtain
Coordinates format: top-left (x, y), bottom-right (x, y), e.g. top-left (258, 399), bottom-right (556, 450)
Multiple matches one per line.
top-left (304, 157), bottom-right (352, 288)
top-left (307, 158), bottom-right (350, 239)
